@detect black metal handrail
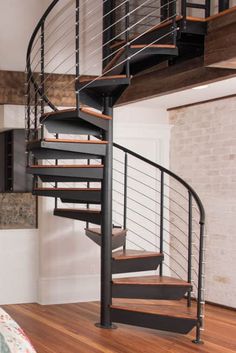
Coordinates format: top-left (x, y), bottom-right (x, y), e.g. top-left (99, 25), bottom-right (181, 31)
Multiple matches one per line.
top-left (26, 0), bottom-right (60, 112)
top-left (113, 142), bottom-right (205, 224)
top-left (113, 142), bottom-right (206, 342)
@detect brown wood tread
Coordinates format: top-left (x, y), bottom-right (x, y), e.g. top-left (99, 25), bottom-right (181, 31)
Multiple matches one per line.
top-left (112, 250), bottom-right (162, 261)
top-left (79, 75), bottom-right (127, 82)
top-left (112, 275), bottom-right (191, 286)
top-left (44, 138), bottom-right (107, 144)
top-left (34, 187), bottom-right (101, 191)
top-left (111, 299), bottom-right (196, 319)
top-left (29, 164), bottom-right (103, 168)
top-left (85, 227), bottom-right (127, 237)
top-left (57, 208), bottom-right (101, 214)
top-left (41, 107), bottom-right (112, 120)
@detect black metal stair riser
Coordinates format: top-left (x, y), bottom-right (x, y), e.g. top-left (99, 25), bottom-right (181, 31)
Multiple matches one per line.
top-left (30, 148), bottom-right (101, 160)
top-left (112, 284), bottom-right (191, 300)
top-left (111, 309), bottom-right (197, 334)
top-left (27, 167), bottom-right (103, 180)
top-left (77, 77), bottom-right (131, 107)
top-left (79, 111), bottom-right (110, 131)
top-left (44, 119), bottom-right (102, 137)
top-left (28, 141), bottom-right (107, 156)
top-left (112, 255), bottom-right (164, 274)
top-left (33, 189), bottom-right (101, 204)
top-left (109, 47), bottom-right (178, 76)
top-left (54, 209), bottom-right (101, 225)
top-left (85, 230), bottom-right (126, 249)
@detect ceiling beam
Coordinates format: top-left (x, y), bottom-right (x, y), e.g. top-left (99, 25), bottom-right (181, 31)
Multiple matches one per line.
top-left (117, 57), bottom-right (236, 106)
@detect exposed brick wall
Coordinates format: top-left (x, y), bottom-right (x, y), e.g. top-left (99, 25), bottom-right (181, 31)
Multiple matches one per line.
top-left (0, 193), bottom-right (37, 229)
top-left (169, 97), bottom-right (236, 308)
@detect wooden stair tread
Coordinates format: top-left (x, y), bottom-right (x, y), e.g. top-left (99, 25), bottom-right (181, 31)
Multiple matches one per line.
top-left (111, 299), bottom-right (196, 319)
top-left (112, 250), bottom-right (162, 260)
top-left (80, 107), bottom-right (111, 120)
top-left (79, 75), bottom-right (127, 82)
top-left (85, 227), bottom-right (127, 237)
top-left (29, 164), bottom-right (103, 168)
top-left (41, 107), bottom-right (112, 121)
top-left (41, 108), bottom-right (76, 118)
top-left (112, 275), bottom-right (191, 286)
top-left (56, 208), bottom-right (101, 213)
top-left (43, 138), bottom-right (108, 144)
top-left (34, 188), bottom-right (101, 191)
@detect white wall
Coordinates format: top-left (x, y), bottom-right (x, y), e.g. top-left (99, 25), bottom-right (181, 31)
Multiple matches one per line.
top-left (0, 0), bottom-right (45, 71)
top-left (0, 229), bottom-right (39, 304)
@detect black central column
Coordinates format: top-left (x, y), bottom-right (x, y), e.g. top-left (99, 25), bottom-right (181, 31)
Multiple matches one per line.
top-left (99, 96), bottom-right (114, 328)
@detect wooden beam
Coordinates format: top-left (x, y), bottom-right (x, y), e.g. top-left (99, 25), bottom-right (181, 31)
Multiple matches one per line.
top-left (117, 57), bottom-right (236, 105)
top-left (205, 9), bottom-right (236, 68)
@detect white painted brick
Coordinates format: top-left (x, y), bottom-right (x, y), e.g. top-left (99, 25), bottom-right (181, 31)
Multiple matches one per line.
top-left (169, 97), bottom-right (236, 308)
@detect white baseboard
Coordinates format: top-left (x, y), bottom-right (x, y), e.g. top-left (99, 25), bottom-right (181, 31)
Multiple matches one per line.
top-left (38, 274), bottom-right (100, 305)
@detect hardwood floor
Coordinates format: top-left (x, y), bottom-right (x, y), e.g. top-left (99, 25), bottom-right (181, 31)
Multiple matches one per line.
top-left (2, 302), bottom-right (236, 353)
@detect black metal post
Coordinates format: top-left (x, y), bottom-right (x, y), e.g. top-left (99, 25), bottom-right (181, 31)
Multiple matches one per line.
top-left (97, 96), bottom-right (114, 329)
top-left (161, 0), bottom-right (168, 22)
top-left (187, 191), bottom-right (192, 307)
top-left (193, 222), bottom-right (205, 344)
top-left (103, 0), bottom-right (113, 69)
top-left (205, 0), bottom-right (211, 17)
top-left (123, 153), bottom-right (128, 250)
top-left (219, 0), bottom-right (229, 12)
top-left (76, 0), bottom-right (80, 110)
top-left (159, 171), bottom-right (164, 276)
top-left (181, 0), bottom-right (187, 19)
top-left (125, 0), bottom-right (130, 78)
top-left (40, 22), bottom-right (45, 140)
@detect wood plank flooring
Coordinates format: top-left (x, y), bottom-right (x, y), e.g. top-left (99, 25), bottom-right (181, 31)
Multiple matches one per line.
top-left (2, 302), bottom-right (236, 353)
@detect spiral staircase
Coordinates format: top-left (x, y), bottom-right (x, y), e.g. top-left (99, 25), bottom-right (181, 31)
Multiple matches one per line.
top-left (26, 0), bottom-right (208, 343)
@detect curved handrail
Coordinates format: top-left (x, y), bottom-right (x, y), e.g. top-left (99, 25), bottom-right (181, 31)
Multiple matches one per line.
top-left (26, 0), bottom-right (60, 112)
top-left (113, 142), bottom-right (205, 224)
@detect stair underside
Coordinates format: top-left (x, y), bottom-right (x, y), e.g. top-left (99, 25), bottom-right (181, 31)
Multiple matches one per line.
top-left (54, 208), bottom-right (101, 225)
top-left (28, 138), bottom-right (107, 157)
top-left (27, 164), bottom-right (104, 182)
top-left (112, 250), bottom-right (164, 274)
top-left (112, 276), bottom-right (192, 300)
top-left (85, 227), bottom-right (127, 249)
top-left (104, 45), bottom-right (178, 76)
top-left (33, 188), bottom-right (101, 204)
top-left (111, 299), bottom-right (197, 334)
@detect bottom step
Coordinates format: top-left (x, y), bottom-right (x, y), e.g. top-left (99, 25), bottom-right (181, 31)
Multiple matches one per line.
top-left (111, 301), bottom-right (197, 334)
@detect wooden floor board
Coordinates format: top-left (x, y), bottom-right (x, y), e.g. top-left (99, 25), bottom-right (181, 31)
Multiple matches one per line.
top-left (2, 302), bottom-right (236, 353)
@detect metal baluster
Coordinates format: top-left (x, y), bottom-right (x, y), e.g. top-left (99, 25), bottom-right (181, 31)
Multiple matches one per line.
top-left (193, 222), bottom-right (205, 344)
top-left (40, 21), bottom-right (45, 140)
top-left (219, 0), bottom-right (229, 12)
top-left (159, 171), bottom-right (164, 276)
top-left (125, 0), bottom-right (130, 77)
top-left (187, 191), bottom-right (192, 307)
top-left (123, 152), bottom-right (128, 250)
top-left (76, 0), bottom-right (79, 109)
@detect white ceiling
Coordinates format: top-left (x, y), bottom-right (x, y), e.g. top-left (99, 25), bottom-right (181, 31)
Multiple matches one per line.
top-left (129, 75), bottom-right (236, 110)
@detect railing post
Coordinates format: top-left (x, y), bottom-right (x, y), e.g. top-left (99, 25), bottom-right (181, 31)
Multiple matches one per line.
top-left (219, 0), bottom-right (229, 12)
top-left (125, 0), bottom-right (130, 78)
top-left (123, 153), bottom-right (128, 250)
top-left (161, 0), bottom-right (168, 22)
top-left (75, 0), bottom-right (80, 110)
top-left (98, 96), bottom-right (113, 329)
top-left (40, 22), bottom-right (45, 140)
top-left (103, 0), bottom-right (113, 69)
top-left (193, 222), bottom-right (205, 344)
top-left (181, 0), bottom-right (187, 19)
top-left (159, 171), bottom-right (164, 276)
top-left (187, 191), bottom-right (192, 307)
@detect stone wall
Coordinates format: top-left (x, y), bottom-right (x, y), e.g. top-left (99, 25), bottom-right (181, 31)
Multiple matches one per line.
top-left (0, 193), bottom-right (37, 229)
top-left (169, 97), bottom-right (236, 308)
